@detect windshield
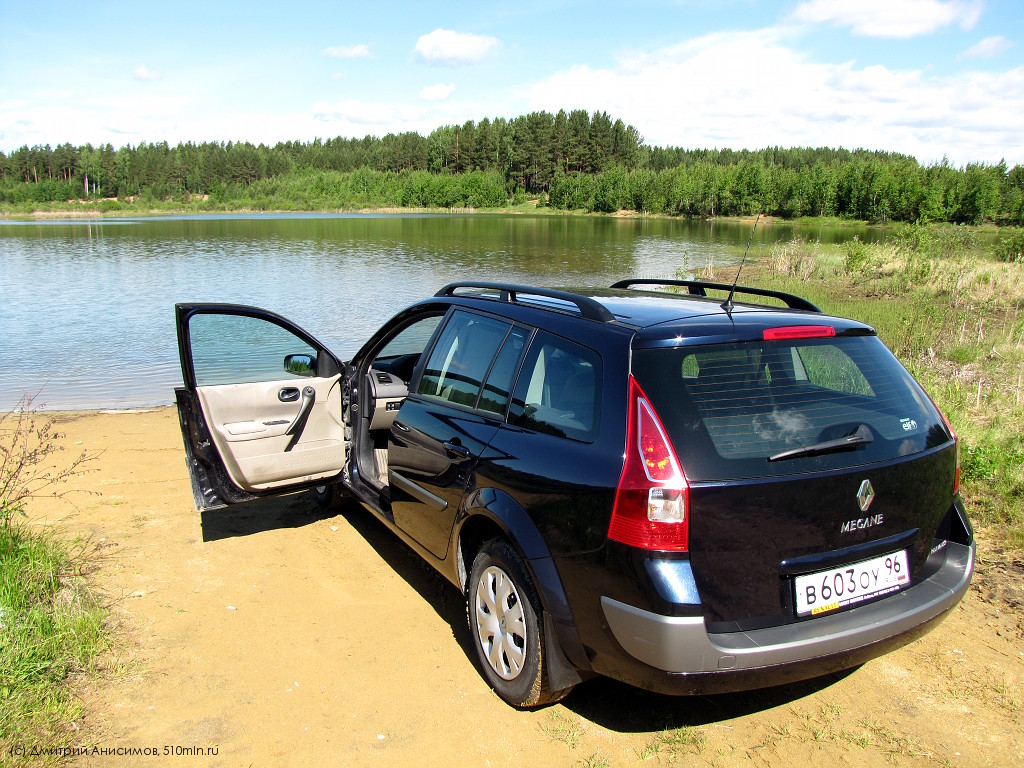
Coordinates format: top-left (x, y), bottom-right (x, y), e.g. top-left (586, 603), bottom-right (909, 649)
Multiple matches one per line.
top-left (632, 336), bottom-right (950, 481)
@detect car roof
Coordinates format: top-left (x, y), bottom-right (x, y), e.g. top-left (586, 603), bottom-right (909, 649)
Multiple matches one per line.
top-left (585, 288), bottom-right (789, 326)
top-left (584, 288), bottom-right (874, 345)
top-left (433, 282), bottom-right (875, 346)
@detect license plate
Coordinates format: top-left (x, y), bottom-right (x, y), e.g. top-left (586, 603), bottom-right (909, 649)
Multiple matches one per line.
top-left (794, 550), bottom-right (910, 617)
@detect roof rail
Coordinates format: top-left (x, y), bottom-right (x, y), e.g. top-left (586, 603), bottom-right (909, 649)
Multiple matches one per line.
top-left (610, 279), bottom-right (821, 313)
top-left (436, 282), bottom-right (616, 322)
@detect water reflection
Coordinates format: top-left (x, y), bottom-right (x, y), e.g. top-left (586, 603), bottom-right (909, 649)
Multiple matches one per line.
top-left (0, 214), bottom-right (884, 410)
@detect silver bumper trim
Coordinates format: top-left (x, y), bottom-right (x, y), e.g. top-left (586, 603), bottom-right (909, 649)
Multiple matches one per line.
top-left (601, 541), bottom-right (974, 674)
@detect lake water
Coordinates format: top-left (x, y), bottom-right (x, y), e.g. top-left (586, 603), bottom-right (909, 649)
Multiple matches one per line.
top-left (0, 213), bottom-right (882, 410)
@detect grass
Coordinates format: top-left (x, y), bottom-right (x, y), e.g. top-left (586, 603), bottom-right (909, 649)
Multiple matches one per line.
top-left (541, 710), bottom-right (586, 749)
top-left (1, 395), bottom-right (107, 763)
top-left (636, 725), bottom-right (707, 761)
top-left (792, 700), bottom-right (845, 744)
top-left (0, 523), bottom-right (107, 762)
top-left (778, 699), bottom-right (937, 762)
top-left (717, 223), bottom-right (1024, 552)
top-left (755, 721), bottom-right (792, 750)
top-left (581, 750), bottom-right (611, 768)
top-left (912, 641), bottom-right (1022, 721)
top-left (859, 718), bottom-right (932, 762)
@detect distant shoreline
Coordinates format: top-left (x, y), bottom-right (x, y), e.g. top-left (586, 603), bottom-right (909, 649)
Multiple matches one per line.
top-left (0, 203), bottom-right (848, 229)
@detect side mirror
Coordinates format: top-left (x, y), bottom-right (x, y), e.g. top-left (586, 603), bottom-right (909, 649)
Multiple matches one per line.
top-left (284, 353), bottom-right (317, 377)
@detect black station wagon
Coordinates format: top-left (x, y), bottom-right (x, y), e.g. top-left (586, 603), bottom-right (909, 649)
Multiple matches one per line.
top-left (175, 279), bottom-right (975, 707)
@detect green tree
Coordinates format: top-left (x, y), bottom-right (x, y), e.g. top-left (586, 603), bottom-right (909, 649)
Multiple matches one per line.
top-left (564, 109), bottom-right (589, 173)
top-left (472, 117), bottom-right (494, 171)
top-left (627, 168), bottom-right (659, 213)
top-left (428, 126), bottom-right (456, 173)
top-left (588, 111), bottom-right (614, 173)
top-left (1002, 164), bottom-right (1024, 224)
top-left (592, 165), bottom-right (628, 212)
top-left (79, 144), bottom-right (99, 197)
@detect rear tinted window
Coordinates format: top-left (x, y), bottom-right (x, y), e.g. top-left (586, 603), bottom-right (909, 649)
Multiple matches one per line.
top-left (633, 336), bottom-right (949, 481)
top-left (509, 331), bottom-right (602, 442)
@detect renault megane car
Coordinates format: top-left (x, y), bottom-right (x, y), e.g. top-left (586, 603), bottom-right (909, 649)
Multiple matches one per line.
top-left (174, 279), bottom-right (974, 707)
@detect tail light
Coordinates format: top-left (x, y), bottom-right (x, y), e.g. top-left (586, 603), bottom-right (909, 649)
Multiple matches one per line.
top-left (940, 411), bottom-right (961, 496)
top-left (607, 376), bottom-right (689, 551)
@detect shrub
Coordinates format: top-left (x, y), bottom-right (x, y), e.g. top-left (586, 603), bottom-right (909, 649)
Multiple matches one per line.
top-left (1, 395), bottom-right (96, 527)
top-left (994, 230), bottom-right (1024, 263)
top-left (1, 395), bottom-right (104, 759)
top-left (844, 236), bottom-right (869, 273)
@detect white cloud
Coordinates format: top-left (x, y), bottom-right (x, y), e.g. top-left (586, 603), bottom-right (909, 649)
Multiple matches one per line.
top-left (959, 35), bottom-right (1015, 59)
top-left (312, 99), bottom-right (401, 126)
top-left (134, 64), bottom-right (161, 81)
top-left (420, 82), bottom-right (455, 101)
top-left (307, 98), bottom-right (499, 140)
top-left (524, 28), bottom-right (1024, 165)
top-left (4, 17), bottom-right (1020, 167)
top-left (0, 86), bottom-right (297, 149)
top-left (792, 0), bottom-right (983, 38)
top-left (413, 29), bottom-right (499, 67)
top-left (322, 44), bottom-right (372, 59)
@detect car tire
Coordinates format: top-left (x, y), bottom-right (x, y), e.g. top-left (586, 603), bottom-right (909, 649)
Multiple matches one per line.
top-left (311, 482), bottom-right (342, 509)
top-left (467, 539), bottom-right (569, 708)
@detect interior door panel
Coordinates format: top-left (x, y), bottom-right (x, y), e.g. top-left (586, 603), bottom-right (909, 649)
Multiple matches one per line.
top-left (197, 375), bottom-right (344, 491)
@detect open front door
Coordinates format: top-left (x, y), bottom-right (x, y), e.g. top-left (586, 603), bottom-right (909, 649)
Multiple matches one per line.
top-left (174, 303), bottom-right (347, 512)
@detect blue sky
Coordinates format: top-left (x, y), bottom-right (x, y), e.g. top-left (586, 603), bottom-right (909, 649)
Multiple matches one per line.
top-left (1, 0), bottom-right (1022, 165)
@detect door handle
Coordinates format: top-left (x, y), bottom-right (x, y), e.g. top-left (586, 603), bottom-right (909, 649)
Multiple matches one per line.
top-left (443, 441), bottom-right (471, 459)
top-left (279, 387), bottom-right (300, 402)
top-left (285, 386), bottom-right (316, 436)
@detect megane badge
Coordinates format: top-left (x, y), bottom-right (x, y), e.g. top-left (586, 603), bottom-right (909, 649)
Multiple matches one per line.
top-left (856, 479), bottom-right (876, 512)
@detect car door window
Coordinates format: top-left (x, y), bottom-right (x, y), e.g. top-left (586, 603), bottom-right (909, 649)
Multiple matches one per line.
top-left (478, 326), bottom-right (530, 416)
top-left (370, 314), bottom-right (444, 382)
top-left (508, 331), bottom-right (602, 441)
top-left (189, 313), bottom-right (317, 386)
top-left (417, 311), bottom-right (512, 408)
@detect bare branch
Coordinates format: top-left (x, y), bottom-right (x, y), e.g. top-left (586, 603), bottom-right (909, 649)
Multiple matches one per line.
top-left (1, 391), bottom-right (100, 526)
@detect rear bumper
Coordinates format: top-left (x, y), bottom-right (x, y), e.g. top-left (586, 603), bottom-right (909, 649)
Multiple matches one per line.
top-left (600, 540), bottom-right (974, 694)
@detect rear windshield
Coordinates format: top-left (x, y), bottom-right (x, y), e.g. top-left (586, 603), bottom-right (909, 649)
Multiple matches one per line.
top-left (632, 336), bottom-right (949, 481)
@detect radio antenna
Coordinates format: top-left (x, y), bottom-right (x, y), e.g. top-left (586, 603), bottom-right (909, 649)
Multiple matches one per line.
top-left (722, 205), bottom-right (763, 313)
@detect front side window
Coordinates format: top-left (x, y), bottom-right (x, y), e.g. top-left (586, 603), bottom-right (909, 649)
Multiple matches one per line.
top-left (417, 311), bottom-right (512, 408)
top-left (189, 313), bottom-right (316, 387)
top-left (508, 331), bottom-right (602, 442)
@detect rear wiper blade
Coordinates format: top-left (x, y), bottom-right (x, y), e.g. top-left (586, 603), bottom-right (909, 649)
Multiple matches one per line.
top-left (768, 424), bottom-right (873, 462)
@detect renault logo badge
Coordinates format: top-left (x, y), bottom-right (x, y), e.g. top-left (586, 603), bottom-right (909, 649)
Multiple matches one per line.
top-left (857, 479), bottom-right (875, 512)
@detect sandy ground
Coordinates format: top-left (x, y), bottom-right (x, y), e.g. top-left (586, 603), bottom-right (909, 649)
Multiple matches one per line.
top-left (23, 408), bottom-right (1024, 767)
